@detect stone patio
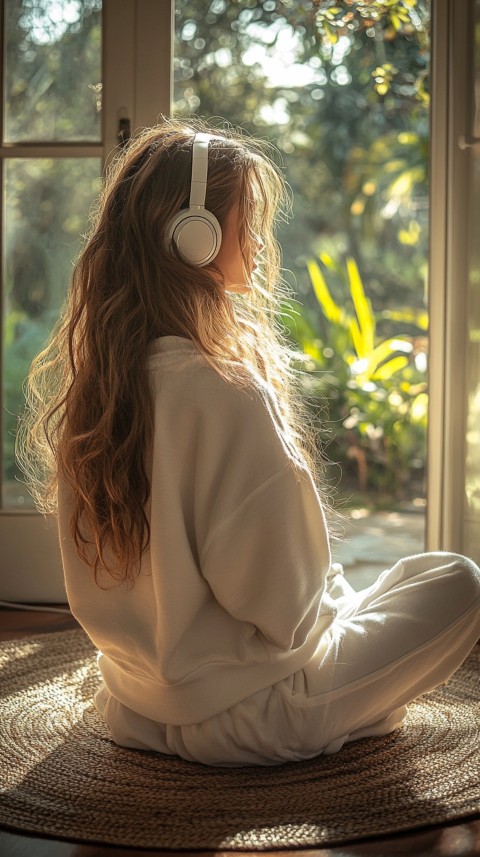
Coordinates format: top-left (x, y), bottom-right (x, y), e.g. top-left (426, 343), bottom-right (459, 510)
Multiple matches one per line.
top-left (331, 509), bottom-right (426, 590)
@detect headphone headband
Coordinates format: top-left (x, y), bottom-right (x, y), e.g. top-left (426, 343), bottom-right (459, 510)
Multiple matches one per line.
top-left (164, 132), bottom-right (223, 267)
top-left (189, 133), bottom-right (211, 207)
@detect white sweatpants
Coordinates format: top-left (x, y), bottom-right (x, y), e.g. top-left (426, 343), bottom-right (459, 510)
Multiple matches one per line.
top-left (96, 552), bottom-right (480, 766)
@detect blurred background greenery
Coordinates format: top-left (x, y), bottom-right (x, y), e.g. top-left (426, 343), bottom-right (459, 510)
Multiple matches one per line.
top-left (173, 0), bottom-right (430, 508)
top-left (3, 0), bottom-right (430, 512)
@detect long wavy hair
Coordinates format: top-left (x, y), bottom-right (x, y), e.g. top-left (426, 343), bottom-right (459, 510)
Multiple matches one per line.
top-left (18, 117), bottom-right (328, 585)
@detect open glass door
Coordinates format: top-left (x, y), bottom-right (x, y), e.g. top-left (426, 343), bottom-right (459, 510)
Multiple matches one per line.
top-left (463, 0), bottom-right (480, 559)
top-left (427, 0), bottom-right (480, 562)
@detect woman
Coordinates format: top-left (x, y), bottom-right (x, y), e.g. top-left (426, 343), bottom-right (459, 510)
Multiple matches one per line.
top-left (19, 118), bottom-right (480, 766)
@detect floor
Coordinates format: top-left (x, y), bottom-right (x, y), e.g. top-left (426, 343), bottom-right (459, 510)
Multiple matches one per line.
top-left (1, 510), bottom-right (479, 856)
top-left (332, 508), bottom-right (426, 590)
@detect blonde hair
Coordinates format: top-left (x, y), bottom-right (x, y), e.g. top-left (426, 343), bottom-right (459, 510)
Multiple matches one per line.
top-left (18, 117), bottom-right (326, 585)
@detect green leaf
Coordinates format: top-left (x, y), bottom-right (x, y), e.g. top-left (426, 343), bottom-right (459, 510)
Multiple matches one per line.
top-left (372, 355), bottom-right (409, 380)
top-left (349, 318), bottom-right (364, 360)
top-left (318, 251), bottom-right (344, 277)
top-left (307, 258), bottom-right (344, 324)
top-left (347, 258), bottom-right (375, 356)
top-left (380, 308), bottom-right (429, 330)
top-left (365, 338), bottom-right (410, 375)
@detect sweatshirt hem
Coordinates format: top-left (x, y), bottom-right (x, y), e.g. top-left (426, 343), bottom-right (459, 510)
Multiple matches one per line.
top-left (97, 616), bottom-right (333, 726)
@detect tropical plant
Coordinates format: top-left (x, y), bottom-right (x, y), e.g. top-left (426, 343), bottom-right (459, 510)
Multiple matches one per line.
top-left (282, 254), bottom-right (428, 502)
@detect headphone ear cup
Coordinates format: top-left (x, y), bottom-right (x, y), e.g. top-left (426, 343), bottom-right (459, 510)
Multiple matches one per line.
top-left (165, 208), bottom-right (222, 267)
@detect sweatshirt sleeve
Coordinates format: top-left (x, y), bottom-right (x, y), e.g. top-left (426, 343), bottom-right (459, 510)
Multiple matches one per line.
top-left (200, 462), bottom-right (331, 651)
top-left (194, 373), bottom-right (332, 652)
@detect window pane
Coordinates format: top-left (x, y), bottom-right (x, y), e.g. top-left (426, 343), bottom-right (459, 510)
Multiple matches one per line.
top-left (4, 0), bottom-right (102, 142)
top-left (3, 158), bottom-right (101, 506)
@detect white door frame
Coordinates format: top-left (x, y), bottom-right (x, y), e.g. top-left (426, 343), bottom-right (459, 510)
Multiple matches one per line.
top-left (426, 0), bottom-right (477, 555)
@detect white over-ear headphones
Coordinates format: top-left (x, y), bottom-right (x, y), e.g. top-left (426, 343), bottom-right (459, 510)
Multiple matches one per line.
top-left (165, 133), bottom-right (222, 267)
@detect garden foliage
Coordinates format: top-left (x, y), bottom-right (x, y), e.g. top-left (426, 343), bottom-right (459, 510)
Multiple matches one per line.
top-left (282, 255), bottom-right (428, 500)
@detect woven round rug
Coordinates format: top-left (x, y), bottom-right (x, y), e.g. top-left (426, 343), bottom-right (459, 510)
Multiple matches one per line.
top-left (0, 629), bottom-right (479, 850)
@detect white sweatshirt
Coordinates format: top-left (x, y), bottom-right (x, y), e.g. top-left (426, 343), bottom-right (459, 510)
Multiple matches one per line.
top-left (58, 335), bottom-right (335, 725)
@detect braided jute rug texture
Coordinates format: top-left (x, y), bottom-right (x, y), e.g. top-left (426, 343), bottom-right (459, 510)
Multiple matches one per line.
top-left (0, 629), bottom-right (479, 851)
